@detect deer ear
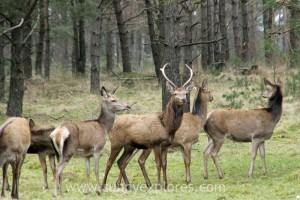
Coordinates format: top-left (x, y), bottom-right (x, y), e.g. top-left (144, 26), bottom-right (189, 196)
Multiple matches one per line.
top-left (166, 81), bottom-right (175, 93)
top-left (263, 77), bottom-right (272, 86)
top-left (277, 77), bottom-right (282, 87)
top-left (100, 87), bottom-right (108, 97)
top-left (185, 81), bottom-right (194, 93)
top-left (29, 119), bottom-right (35, 130)
top-left (202, 79), bottom-right (208, 90)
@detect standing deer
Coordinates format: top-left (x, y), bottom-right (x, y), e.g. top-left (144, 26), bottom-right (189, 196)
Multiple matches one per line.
top-left (101, 63), bottom-right (193, 191)
top-left (0, 117), bottom-right (31, 199)
top-left (115, 80), bottom-right (213, 187)
top-left (203, 77), bottom-right (283, 179)
top-left (3, 119), bottom-right (56, 191)
top-left (27, 119), bottom-right (56, 190)
top-left (50, 86), bottom-right (131, 197)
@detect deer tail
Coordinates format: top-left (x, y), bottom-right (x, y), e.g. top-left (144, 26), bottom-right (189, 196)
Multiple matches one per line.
top-left (0, 117), bottom-right (16, 136)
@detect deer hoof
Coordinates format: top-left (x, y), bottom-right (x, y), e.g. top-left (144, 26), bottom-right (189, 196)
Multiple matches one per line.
top-left (146, 182), bottom-right (152, 188)
top-left (96, 190), bottom-right (101, 195)
top-left (156, 184), bottom-right (161, 190)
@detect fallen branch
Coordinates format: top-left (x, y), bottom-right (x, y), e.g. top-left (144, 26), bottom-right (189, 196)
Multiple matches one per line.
top-left (179, 36), bottom-right (226, 48)
top-left (0, 18), bottom-right (24, 36)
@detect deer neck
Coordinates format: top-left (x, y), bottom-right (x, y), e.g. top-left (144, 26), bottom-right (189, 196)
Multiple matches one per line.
top-left (192, 92), bottom-right (208, 121)
top-left (97, 101), bottom-right (116, 134)
top-left (266, 87), bottom-right (283, 122)
top-left (161, 97), bottom-right (184, 136)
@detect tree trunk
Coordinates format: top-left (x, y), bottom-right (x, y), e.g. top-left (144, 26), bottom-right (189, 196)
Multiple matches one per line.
top-left (161, 0), bottom-right (181, 111)
top-left (213, 0), bottom-right (221, 69)
top-left (219, 0), bottom-right (229, 66)
top-left (241, 0), bottom-right (249, 62)
top-left (106, 14), bottom-right (114, 72)
top-left (44, 0), bottom-right (50, 79)
top-left (289, 0), bottom-right (300, 68)
top-left (113, 0), bottom-right (131, 72)
top-left (232, 0), bottom-right (241, 58)
top-left (7, 26), bottom-right (24, 116)
top-left (35, 0), bottom-right (45, 75)
top-left (71, 0), bottom-right (79, 76)
top-left (90, 3), bottom-right (102, 94)
top-left (248, 1), bottom-right (256, 60)
top-left (145, 0), bottom-right (161, 80)
top-left (0, 20), bottom-right (5, 102)
top-left (183, 2), bottom-right (193, 112)
top-left (207, 0), bottom-right (213, 65)
top-left (77, 0), bottom-right (86, 74)
top-left (263, 0), bottom-right (273, 65)
top-left (201, 1), bottom-right (208, 70)
top-left (23, 18), bottom-right (33, 79)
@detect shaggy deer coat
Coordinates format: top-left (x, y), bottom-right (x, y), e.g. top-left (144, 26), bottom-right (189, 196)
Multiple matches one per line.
top-left (203, 77), bottom-right (283, 179)
top-left (0, 117), bottom-right (31, 199)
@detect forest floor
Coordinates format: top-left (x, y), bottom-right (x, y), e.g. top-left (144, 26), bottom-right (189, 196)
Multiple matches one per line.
top-left (0, 66), bottom-right (299, 200)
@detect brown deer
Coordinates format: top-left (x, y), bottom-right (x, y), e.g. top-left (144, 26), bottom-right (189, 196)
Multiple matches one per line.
top-left (0, 117), bottom-right (31, 199)
top-left (115, 80), bottom-right (213, 187)
top-left (50, 86), bottom-right (131, 197)
top-left (2, 119), bottom-right (56, 191)
top-left (27, 119), bottom-right (56, 190)
top-left (101, 64), bottom-right (193, 191)
top-left (203, 77), bottom-right (283, 179)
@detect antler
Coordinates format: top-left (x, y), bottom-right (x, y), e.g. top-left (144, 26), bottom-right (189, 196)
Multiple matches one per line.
top-left (182, 64), bottom-right (193, 87)
top-left (160, 63), bottom-right (177, 87)
top-left (112, 86), bottom-right (119, 94)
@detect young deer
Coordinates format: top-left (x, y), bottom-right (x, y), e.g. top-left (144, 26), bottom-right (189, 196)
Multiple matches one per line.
top-left (101, 64), bottom-right (193, 191)
top-left (0, 117), bottom-right (31, 199)
top-left (115, 80), bottom-right (213, 187)
top-left (3, 119), bottom-right (56, 191)
top-left (203, 77), bottom-right (283, 179)
top-left (50, 86), bottom-right (131, 197)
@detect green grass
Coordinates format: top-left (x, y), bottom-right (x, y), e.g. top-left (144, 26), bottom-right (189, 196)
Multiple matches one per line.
top-left (0, 69), bottom-right (300, 200)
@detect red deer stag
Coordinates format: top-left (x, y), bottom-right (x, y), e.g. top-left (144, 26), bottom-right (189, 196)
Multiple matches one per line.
top-left (3, 119), bottom-right (56, 191)
top-left (50, 86), bottom-right (131, 197)
top-left (203, 77), bottom-right (283, 179)
top-left (101, 63), bottom-right (193, 191)
top-left (0, 117), bottom-right (31, 199)
top-left (115, 80), bottom-right (213, 187)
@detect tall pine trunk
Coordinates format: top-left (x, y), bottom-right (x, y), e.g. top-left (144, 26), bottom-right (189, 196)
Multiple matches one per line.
top-left (201, 2), bottom-right (208, 70)
top-left (289, 0), bottom-right (300, 68)
top-left (213, 0), bottom-right (220, 69)
top-left (145, 0), bottom-right (161, 80)
top-left (35, 0), bottom-right (45, 75)
top-left (113, 0), bottom-right (131, 72)
top-left (0, 20), bottom-right (4, 102)
top-left (106, 14), bottom-right (114, 72)
top-left (232, 0), bottom-right (241, 58)
top-left (241, 0), bottom-right (249, 62)
top-left (23, 18), bottom-right (33, 79)
top-left (44, 0), bottom-right (50, 79)
top-left (219, 0), bottom-right (229, 66)
top-left (90, 3), bottom-right (102, 94)
top-left (248, 1), bottom-right (256, 60)
top-left (77, 0), bottom-right (86, 74)
top-left (7, 26), bottom-right (25, 116)
top-left (263, 0), bottom-right (273, 65)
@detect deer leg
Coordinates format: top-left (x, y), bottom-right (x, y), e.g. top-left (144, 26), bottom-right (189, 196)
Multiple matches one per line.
top-left (259, 141), bottom-right (267, 176)
top-left (116, 148), bottom-right (139, 188)
top-left (54, 156), bottom-right (71, 197)
top-left (38, 153), bottom-right (48, 190)
top-left (1, 162), bottom-right (9, 197)
top-left (84, 157), bottom-right (91, 195)
top-left (161, 146), bottom-right (168, 189)
top-left (203, 138), bottom-right (214, 179)
top-left (93, 149), bottom-right (102, 195)
top-left (210, 137), bottom-right (225, 179)
top-left (138, 149), bottom-right (152, 188)
top-left (11, 154), bottom-right (25, 199)
top-left (153, 146), bottom-right (162, 189)
top-left (117, 146), bottom-right (135, 190)
top-left (49, 154), bottom-right (56, 182)
top-left (101, 146), bottom-right (122, 190)
top-left (181, 143), bottom-right (192, 184)
top-left (249, 139), bottom-right (260, 178)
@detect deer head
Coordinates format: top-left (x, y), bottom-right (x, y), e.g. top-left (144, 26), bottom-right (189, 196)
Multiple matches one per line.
top-left (198, 80), bottom-right (213, 102)
top-left (262, 77), bottom-right (282, 99)
top-left (161, 63), bottom-right (194, 106)
top-left (100, 86), bottom-right (131, 112)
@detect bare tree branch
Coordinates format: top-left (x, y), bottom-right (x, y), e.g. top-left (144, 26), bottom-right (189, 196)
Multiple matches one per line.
top-left (179, 36), bottom-right (226, 47)
top-left (124, 9), bottom-right (145, 24)
top-left (0, 18), bottom-right (24, 36)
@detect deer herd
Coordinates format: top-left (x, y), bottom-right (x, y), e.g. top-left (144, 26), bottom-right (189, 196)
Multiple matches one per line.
top-left (0, 63), bottom-right (283, 199)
